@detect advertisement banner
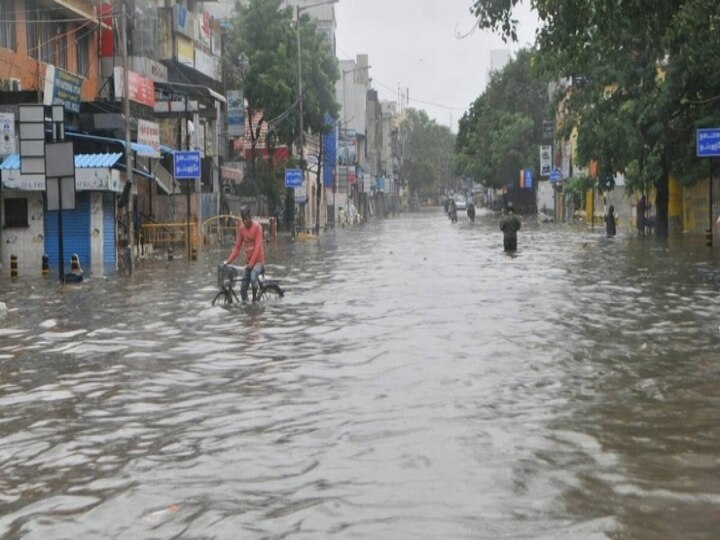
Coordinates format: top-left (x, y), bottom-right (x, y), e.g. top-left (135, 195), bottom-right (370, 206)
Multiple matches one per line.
top-left (113, 67), bottom-right (155, 107)
top-left (0, 112), bottom-right (15, 156)
top-left (227, 90), bottom-right (244, 137)
top-left (194, 48), bottom-right (221, 81)
top-left (129, 57), bottom-right (167, 82)
top-left (174, 4), bottom-right (195, 39)
top-left (540, 145), bottom-right (552, 176)
top-left (211, 29), bottom-right (222, 56)
top-left (177, 36), bottom-right (194, 67)
top-left (338, 128), bottom-right (356, 165)
top-left (138, 120), bottom-right (161, 157)
top-left (199, 10), bottom-right (211, 46)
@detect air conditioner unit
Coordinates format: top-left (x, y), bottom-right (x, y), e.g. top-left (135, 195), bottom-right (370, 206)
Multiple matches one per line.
top-left (9, 78), bottom-right (21, 92)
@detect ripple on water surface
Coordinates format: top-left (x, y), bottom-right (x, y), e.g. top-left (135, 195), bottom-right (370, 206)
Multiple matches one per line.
top-left (0, 211), bottom-right (719, 538)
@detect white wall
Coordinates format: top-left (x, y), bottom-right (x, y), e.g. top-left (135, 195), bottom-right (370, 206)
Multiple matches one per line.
top-left (89, 193), bottom-right (105, 275)
top-left (1, 192), bottom-right (45, 277)
top-left (537, 181), bottom-right (555, 216)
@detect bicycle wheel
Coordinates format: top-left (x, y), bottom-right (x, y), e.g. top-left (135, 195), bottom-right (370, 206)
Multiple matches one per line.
top-left (256, 283), bottom-right (284, 302)
top-left (212, 290), bottom-right (233, 306)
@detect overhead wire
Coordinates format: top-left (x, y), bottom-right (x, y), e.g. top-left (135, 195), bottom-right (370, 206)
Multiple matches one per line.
top-left (372, 77), bottom-right (467, 111)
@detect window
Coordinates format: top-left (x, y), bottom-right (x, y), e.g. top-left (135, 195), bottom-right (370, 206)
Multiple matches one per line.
top-left (0, 0), bottom-right (15, 51)
top-left (3, 198), bottom-right (28, 228)
top-left (25, 4), bottom-right (67, 68)
top-left (41, 23), bottom-right (68, 69)
top-left (26, 9), bottom-right (38, 59)
top-left (76, 24), bottom-right (90, 75)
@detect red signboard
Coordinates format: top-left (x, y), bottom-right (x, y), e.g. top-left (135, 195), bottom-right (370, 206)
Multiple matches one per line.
top-left (113, 67), bottom-right (156, 107)
top-left (99, 4), bottom-right (114, 57)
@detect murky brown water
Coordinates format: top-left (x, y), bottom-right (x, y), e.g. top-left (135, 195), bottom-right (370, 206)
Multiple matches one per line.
top-left (1, 208), bottom-right (719, 539)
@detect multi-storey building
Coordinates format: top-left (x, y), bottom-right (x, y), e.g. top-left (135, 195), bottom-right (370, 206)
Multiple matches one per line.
top-left (0, 0), bottom-right (107, 275)
top-left (0, 0), bottom-right (226, 277)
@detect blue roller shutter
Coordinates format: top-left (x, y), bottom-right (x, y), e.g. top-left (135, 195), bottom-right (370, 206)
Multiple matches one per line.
top-left (102, 192), bottom-right (116, 267)
top-left (44, 192), bottom-right (91, 272)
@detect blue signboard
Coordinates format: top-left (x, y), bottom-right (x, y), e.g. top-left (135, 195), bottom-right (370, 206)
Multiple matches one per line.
top-left (46, 66), bottom-right (83, 114)
top-left (285, 168), bottom-right (303, 188)
top-left (524, 168), bottom-right (534, 189)
top-left (173, 151), bottom-right (201, 179)
top-left (549, 168), bottom-right (562, 183)
top-left (696, 128), bottom-right (720, 157)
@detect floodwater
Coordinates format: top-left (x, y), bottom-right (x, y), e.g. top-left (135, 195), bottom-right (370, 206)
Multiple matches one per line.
top-left (1, 208), bottom-right (719, 539)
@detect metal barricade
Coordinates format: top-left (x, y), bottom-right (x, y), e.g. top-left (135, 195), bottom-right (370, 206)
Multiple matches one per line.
top-left (141, 222), bottom-right (198, 248)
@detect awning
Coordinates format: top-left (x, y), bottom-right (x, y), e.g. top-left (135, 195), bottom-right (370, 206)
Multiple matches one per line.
top-left (65, 131), bottom-right (158, 157)
top-left (1, 153), bottom-right (124, 192)
top-left (0, 153), bottom-right (123, 170)
top-left (160, 144), bottom-right (178, 155)
top-left (155, 81), bottom-right (226, 104)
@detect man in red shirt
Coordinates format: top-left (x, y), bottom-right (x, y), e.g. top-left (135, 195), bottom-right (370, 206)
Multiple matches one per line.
top-left (224, 206), bottom-right (265, 302)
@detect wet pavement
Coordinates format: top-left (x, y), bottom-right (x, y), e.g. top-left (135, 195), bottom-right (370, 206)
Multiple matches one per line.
top-left (1, 208), bottom-right (719, 539)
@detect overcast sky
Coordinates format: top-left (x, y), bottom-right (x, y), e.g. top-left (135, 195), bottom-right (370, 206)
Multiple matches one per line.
top-left (334, 0), bottom-right (539, 133)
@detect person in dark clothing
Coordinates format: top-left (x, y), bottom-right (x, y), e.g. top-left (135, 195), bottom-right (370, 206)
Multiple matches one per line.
top-left (466, 201), bottom-right (476, 223)
top-left (500, 202), bottom-right (521, 252)
top-left (448, 200), bottom-right (458, 223)
top-left (637, 195), bottom-right (647, 236)
top-left (605, 204), bottom-right (616, 237)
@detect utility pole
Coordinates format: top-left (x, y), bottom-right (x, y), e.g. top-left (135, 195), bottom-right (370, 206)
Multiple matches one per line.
top-left (121, 0), bottom-right (134, 274)
top-left (295, 0), bottom-right (338, 235)
top-left (296, 4), bottom-right (303, 236)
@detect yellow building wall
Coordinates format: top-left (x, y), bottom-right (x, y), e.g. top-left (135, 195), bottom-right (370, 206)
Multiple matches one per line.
top-left (585, 188), bottom-right (594, 225)
top-left (682, 178), bottom-right (718, 234)
top-left (668, 176), bottom-right (683, 233)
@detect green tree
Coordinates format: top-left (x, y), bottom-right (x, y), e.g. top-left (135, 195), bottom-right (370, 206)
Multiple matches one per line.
top-left (397, 109), bottom-right (456, 200)
top-left (455, 49), bottom-right (548, 189)
top-left (224, 0), bottom-right (339, 215)
top-left (470, 0), bottom-right (720, 236)
top-left (295, 14), bottom-right (339, 233)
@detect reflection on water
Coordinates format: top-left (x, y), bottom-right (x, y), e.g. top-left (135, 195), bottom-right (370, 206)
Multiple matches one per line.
top-left (1, 210), bottom-right (719, 538)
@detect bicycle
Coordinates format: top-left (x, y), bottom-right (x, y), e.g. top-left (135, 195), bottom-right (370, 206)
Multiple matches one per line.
top-left (212, 264), bottom-right (284, 306)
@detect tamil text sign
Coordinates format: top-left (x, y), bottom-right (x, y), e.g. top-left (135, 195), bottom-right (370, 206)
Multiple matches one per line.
top-left (697, 128), bottom-right (720, 157)
top-left (173, 151), bottom-right (201, 179)
top-left (285, 168), bottom-right (302, 188)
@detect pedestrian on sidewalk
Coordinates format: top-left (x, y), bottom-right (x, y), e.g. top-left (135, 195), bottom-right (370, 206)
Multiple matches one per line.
top-left (500, 202), bottom-right (521, 252)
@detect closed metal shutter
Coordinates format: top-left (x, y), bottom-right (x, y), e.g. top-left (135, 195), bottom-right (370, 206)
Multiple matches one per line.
top-left (102, 192), bottom-right (116, 267)
top-left (44, 192), bottom-right (91, 271)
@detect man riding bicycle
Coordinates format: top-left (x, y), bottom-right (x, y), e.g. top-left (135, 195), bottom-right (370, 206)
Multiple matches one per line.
top-left (224, 206), bottom-right (265, 302)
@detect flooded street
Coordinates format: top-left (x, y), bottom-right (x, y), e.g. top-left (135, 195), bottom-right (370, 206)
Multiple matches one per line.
top-left (1, 209), bottom-right (719, 539)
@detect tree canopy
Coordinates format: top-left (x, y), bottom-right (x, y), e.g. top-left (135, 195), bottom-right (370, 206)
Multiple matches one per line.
top-left (470, 0), bottom-right (720, 236)
top-left (224, 0), bottom-right (339, 209)
top-left (455, 49), bottom-right (549, 189)
top-left (397, 109), bottom-right (457, 199)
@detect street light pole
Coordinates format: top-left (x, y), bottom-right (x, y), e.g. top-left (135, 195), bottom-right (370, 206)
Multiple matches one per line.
top-left (296, 3), bottom-right (304, 185)
top-left (295, 0), bottom-right (338, 235)
top-left (340, 64), bottom-right (370, 224)
top-left (121, 0), bottom-right (134, 274)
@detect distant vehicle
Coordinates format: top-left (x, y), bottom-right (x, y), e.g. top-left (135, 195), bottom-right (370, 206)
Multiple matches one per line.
top-left (453, 195), bottom-right (467, 211)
